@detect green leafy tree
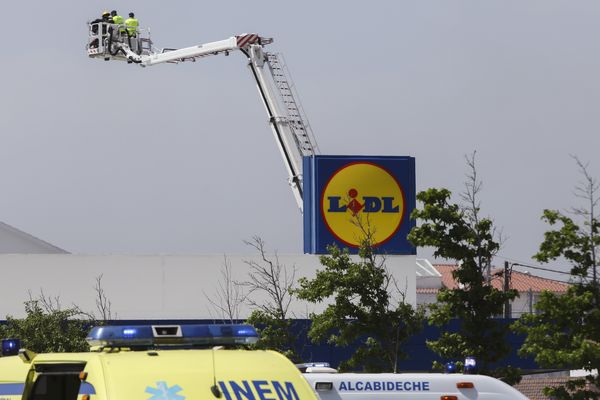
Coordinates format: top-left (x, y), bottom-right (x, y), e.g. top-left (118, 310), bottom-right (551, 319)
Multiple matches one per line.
top-left (514, 158), bottom-right (600, 399)
top-left (246, 310), bottom-right (299, 360)
top-left (0, 277), bottom-right (115, 354)
top-left (408, 153), bottom-right (519, 381)
top-left (0, 299), bottom-right (91, 353)
top-left (295, 240), bottom-right (425, 372)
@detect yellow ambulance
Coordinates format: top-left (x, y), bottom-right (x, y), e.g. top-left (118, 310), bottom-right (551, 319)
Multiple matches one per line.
top-left (0, 345), bottom-right (30, 399)
top-left (0, 324), bottom-right (318, 400)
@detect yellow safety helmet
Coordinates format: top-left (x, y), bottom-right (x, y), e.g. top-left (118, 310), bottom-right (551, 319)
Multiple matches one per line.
top-left (102, 10), bottom-right (110, 17)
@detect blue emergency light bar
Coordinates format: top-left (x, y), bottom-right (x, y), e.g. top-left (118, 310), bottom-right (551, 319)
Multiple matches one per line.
top-left (464, 356), bottom-right (477, 374)
top-left (296, 362), bottom-right (330, 369)
top-left (444, 361), bottom-right (457, 374)
top-left (86, 324), bottom-right (259, 348)
top-left (1, 339), bottom-right (20, 356)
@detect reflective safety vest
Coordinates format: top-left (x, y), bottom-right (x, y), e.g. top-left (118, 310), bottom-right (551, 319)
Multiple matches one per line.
top-left (125, 17), bottom-right (139, 36)
top-left (112, 15), bottom-right (125, 33)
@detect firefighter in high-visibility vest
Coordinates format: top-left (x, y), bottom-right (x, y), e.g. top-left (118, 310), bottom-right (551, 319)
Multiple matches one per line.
top-left (110, 10), bottom-right (125, 36)
top-left (125, 12), bottom-right (139, 37)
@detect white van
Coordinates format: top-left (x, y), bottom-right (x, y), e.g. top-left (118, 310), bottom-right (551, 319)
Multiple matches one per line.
top-left (303, 372), bottom-right (529, 399)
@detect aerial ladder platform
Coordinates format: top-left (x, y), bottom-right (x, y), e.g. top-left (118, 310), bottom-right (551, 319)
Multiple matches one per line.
top-left (87, 22), bottom-right (318, 212)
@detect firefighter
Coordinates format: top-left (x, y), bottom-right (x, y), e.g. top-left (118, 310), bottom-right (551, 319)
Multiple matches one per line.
top-left (125, 12), bottom-right (139, 37)
top-left (111, 10), bottom-right (124, 25)
top-left (110, 10), bottom-right (125, 37)
top-left (91, 11), bottom-right (110, 34)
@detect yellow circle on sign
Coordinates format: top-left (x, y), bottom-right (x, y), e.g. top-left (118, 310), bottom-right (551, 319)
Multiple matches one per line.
top-left (321, 162), bottom-right (405, 247)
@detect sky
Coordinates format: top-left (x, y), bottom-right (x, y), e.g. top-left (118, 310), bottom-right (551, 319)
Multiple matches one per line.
top-left (0, 1), bottom-right (599, 280)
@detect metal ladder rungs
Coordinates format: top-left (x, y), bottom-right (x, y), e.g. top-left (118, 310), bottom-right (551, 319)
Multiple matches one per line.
top-left (266, 52), bottom-right (318, 157)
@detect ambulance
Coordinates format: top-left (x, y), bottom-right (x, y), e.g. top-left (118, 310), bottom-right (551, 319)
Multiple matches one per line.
top-left (0, 324), bottom-right (318, 400)
top-left (0, 340), bottom-right (30, 399)
top-left (301, 364), bottom-right (529, 399)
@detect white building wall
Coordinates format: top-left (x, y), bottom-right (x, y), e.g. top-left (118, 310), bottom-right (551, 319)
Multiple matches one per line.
top-left (510, 292), bottom-right (538, 317)
top-left (0, 254), bottom-right (416, 319)
top-left (417, 291), bottom-right (541, 318)
top-left (416, 293), bottom-right (438, 309)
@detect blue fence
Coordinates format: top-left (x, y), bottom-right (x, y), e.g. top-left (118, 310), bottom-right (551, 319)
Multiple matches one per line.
top-left (72, 318), bottom-right (537, 371)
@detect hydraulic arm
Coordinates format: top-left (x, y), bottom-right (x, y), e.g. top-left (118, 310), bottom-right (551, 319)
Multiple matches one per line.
top-left (88, 27), bottom-right (318, 212)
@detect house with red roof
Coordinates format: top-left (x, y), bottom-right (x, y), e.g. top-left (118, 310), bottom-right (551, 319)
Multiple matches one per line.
top-left (417, 264), bottom-right (570, 318)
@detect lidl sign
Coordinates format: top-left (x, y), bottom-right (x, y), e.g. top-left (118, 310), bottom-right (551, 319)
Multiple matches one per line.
top-left (304, 156), bottom-right (416, 254)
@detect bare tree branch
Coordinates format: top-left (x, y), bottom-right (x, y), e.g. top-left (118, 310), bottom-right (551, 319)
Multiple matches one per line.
top-left (32, 289), bottom-right (62, 313)
top-left (460, 150), bottom-right (483, 227)
top-left (203, 255), bottom-right (246, 323)
top-left (570, 155), bottom-right (599, 285)
top-left (94, 274), bottom-right (114, 321)
top-left (26, 289), bottom-right (96, 321)
top-left (240, 236), bottom-right (297, 320)
top-left (571, 156), bottom-right (600, 210)
top-left (459, 151), bottom-right (503, 282)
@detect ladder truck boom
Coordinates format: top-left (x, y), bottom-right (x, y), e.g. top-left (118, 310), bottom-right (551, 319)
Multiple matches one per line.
top-left (87, 24), bottom-right (318, 212)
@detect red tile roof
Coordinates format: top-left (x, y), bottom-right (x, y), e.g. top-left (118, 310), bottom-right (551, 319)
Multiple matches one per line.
top-left (502, 269), bottom-right (570, 293)
top-left (415, 287), bottom-right (439, 294)
top-left (515, 376), bottom-right (599, 400)
top-left (416, 264), bottom-right (569, 294)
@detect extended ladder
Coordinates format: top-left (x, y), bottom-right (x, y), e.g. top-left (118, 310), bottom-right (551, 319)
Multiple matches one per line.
top-left (266, 53), bottom-right (319, 157)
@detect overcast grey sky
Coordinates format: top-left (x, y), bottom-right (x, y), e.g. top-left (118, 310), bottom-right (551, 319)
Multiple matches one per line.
top-left (1, 1), bottom-right (599, 278)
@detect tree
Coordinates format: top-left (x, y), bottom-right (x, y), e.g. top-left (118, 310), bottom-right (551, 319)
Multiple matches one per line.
top-left (0, 275), bottom-right (116, 353)
top-left (0, 293), bottom-right (91, 353)
top-left (295, 240), bottom-right (424, 372)
top-left (203, 255), bottom-right (246, 323)
top-left (94, 274), bottom-right (115, 322)
top-left (407, 153), bottom-right (519, 380)
top-left (241, 236), bottom-right (301, 361)
top-left (514, 158), bottom-right (600, 399)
